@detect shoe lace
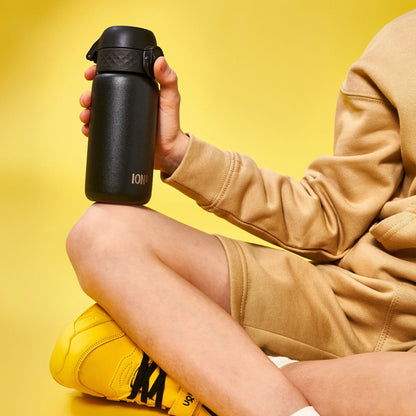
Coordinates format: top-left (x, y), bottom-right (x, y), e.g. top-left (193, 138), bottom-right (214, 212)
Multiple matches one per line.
top-left (128, 352), bottom-right (218, 416)
top-left (203, 405), bottom-right (218, 416)
top-left (127, 352), bottom-right (167, 408)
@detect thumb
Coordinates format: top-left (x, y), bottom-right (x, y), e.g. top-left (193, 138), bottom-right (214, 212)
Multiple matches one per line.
top-left (154, 57), bottom-right (180, 94)
top-left (154, 57), bottom-right (181, 112)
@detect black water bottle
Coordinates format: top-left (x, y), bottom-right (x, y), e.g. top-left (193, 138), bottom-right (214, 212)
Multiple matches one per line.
top-left (85, 26), bottom-right (163, 205)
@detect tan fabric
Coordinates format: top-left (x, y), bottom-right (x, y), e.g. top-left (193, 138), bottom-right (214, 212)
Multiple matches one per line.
top-left (216, 235), bottom-right (416, 360)
top-left (163, 10), bottom-right (416, 358)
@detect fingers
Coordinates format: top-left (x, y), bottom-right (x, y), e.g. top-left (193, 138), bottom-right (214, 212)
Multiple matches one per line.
top-left (79, 91), bottom-right (91, 136)
top-left (81, 124), bottom-right (89, 137)
top-left (79, 108), bottom-right (90, 123)
top-left (79, 108), bottom-right (90, 137)
top-left (85, 65), bottom-right (97, 81)
top-left (80, 90), bottom-right (91, 108)
top-left (78, 66), bottom-right (95, 137)
top-left (81, 65), bottom-right (95, 106)
top-left (80, 60), bottom-right (180, 139)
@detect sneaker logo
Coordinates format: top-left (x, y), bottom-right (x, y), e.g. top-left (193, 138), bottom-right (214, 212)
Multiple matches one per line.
top-left (183, 393), bottom-right (195, 407)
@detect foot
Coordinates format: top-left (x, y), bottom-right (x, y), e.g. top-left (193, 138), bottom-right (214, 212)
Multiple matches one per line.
top-left (50, 303), bottom-right (215, 416)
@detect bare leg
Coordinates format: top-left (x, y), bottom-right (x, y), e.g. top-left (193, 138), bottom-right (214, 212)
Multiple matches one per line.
top-left (281, 351), bottom-right (416, 416)
top-left (66, 203), bottom-right (310, 416)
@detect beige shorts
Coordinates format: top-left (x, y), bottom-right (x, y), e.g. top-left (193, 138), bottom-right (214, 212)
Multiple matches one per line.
top-left (216, 235), bottom-right (416, 360)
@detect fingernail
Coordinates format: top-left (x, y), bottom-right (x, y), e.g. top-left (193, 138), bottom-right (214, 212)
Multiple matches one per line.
top-left (161, 57), bottom-right (168, 72)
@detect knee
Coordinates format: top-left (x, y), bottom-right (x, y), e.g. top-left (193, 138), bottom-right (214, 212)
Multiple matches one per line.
top-left (66, 203), bottom-right (151, 297)
top-left (66, 204), bottom-right (108, 296)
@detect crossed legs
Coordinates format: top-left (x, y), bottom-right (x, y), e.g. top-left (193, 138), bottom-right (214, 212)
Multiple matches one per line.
top-left (66, 203), bottom-right (309, 416)
top-left (66, 203), bottom-right (416, 416)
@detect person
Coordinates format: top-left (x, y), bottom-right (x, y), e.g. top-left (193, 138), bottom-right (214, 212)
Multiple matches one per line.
top-left (50, 10), bottom-right (416, 416)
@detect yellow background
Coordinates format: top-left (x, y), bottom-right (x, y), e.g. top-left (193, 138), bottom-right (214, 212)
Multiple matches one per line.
top-left (1, 1), bottom-right (414, 414)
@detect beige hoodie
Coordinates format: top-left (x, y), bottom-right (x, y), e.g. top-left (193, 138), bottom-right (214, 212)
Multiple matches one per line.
top-left (164, 10), bottom-right (416, 284)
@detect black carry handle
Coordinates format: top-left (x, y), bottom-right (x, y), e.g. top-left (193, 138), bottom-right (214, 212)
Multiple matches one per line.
top-left (86, 39), bottom-right (100, 62)
top-left (143, 46), bottom-right (164, 78)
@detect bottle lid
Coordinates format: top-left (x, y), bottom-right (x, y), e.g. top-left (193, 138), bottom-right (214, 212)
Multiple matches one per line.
top-left (86, 26), bottom-right (163, 78)
top-left (87, 26), bottom-right (157, 61)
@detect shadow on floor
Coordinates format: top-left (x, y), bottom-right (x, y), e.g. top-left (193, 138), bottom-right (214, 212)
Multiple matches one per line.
top-left (69, 393), bottom-right (168, 416)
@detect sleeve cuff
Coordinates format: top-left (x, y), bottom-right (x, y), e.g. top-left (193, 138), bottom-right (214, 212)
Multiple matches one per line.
top-left (161, 133), bottom-right (233, 207)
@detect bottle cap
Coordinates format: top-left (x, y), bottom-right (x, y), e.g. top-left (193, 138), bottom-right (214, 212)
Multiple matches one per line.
top-left (86, 26), bottom-right (163, 78)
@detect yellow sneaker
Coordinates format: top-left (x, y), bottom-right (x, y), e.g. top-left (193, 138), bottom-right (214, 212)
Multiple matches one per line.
top-left (50, 304), bottom-right (215, 416)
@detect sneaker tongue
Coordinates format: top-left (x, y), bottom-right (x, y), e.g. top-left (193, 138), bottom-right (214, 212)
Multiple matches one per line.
top-left (168, 390), bottom-right (200, 416)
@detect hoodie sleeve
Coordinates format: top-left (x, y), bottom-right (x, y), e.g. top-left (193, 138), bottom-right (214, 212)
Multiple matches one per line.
top-left (163, 18), bottom-right (405, 262)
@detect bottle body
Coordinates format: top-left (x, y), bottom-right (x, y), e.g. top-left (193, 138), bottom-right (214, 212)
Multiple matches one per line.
top-left (85, 72), bottom-right (159, 204)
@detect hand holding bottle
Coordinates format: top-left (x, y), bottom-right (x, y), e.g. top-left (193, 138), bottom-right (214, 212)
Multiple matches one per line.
top-left (79, 56), bottom-right (189, 177)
